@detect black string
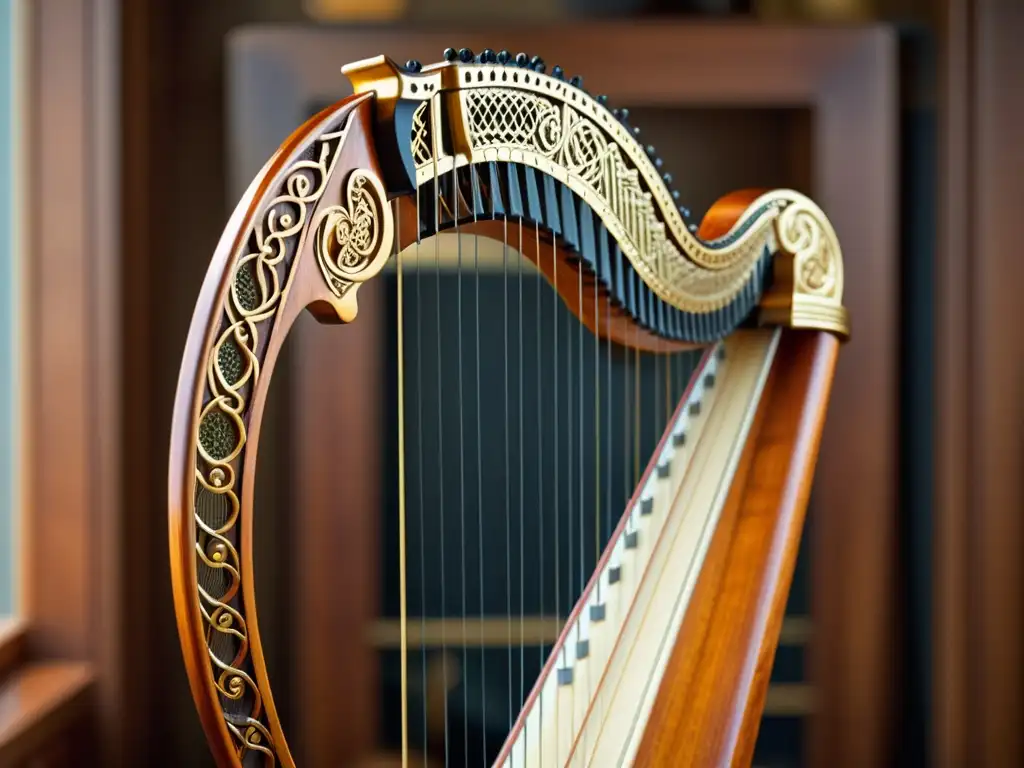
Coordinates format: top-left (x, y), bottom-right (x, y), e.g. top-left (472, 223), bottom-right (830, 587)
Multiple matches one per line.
top-left (452, 165), bottom-right (469, 764)
top-left (471, 172), bottom-right (487, 765)
top-left (433, 172), bottom-right (450, 767)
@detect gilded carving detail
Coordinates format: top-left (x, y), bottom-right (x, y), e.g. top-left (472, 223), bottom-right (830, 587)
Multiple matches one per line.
top-left (458, 87), bottom-right (773, 313)
top-left (314, 169), bottom-right (394, 299)
top-left (341, 57), bottom-right (847, 333)
top-left (758, 189), bottom-right (848, 336)
top-left (193, 117), bottom-right (354, 765)
top-left (411, 101), bottom-right (432, 167)
top-left (773, 194), bottom-right (842, 299)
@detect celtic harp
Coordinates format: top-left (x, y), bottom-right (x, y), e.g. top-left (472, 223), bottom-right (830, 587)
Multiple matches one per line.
top-left (169, 47), bottom-right (848, 768)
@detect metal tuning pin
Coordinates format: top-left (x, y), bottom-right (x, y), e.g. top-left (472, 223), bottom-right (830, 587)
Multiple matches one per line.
top-left (442, 47), bottom-right (457, 62)
top-left (530, 55), bottom-right (546, 72)
top-left (457, 47), bottom-right (474, 63)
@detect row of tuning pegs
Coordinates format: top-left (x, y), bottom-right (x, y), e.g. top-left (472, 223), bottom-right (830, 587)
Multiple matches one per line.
top-left (403, 48), bottom-right (698, 232)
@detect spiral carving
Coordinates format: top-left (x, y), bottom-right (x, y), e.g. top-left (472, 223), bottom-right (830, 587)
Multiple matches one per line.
top-left (315, 169), bottom-right (394, 299)
top-left (773, 196), bottom-right (842, 300)
top-left (461, 87), bottom-right (770, 312)
top-left (191, 115), bottom-right (358, 766)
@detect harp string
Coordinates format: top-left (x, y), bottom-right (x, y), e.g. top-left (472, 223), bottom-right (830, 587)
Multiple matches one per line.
top-left (552, 234), bottom-right (561, 759)
top-left (577, 263), bottom-right (584, 658)
top-left (453, 163), bottom-right (469, 764)
top-left (502, 210), bottom-right (513, 743)
top-left (594, 272), bottom-right (601, 568)
top-left (634, 342), bottom-right (641, 490)
top-left (656, 339), bottom-right (664, 466)
top-left (623, 321), bottom-right (630, 512)
top-left (432, 155), bottom-right (451, 767)
top-left (535, 219), bottom-right (544, 768)
top-left (566, 256), bottom-right (574, 656)
top-left (396, 199), bottom-right (409, 768)
top-left (605, 281), bottom-right (613, 544)
top-left (591, 263), bottom-right (602, 763)
top-left (517, 215), bottom-right (526, 761)
top-left (415, 177), bottom-right (428, 768)
top-left (473, 172), bottom-right (488, 765)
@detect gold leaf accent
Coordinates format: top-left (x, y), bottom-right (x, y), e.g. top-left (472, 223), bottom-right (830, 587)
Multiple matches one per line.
top-left (190, 116), bottom-right (356, 765)
top-left (315, 169), bottom-right (395, 301)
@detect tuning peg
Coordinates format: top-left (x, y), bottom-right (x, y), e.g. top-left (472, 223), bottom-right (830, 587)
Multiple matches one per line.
top-left (645, 144), bottom-right (656, 156)
top-left (480, 48), bottom-right (495, 64)
top-left (672, 189), bottom-right (681, 200)
top-left (596, 94), bottom-right (608, 105)
top-left (458, 47), bottom-right (474, 63)
top-left (569, 74), bottom-right (583, 88)
top-left (443, 47), bottom-right (458, 62)
top-left (405, 60), bottom-right (422, 73)
top-left (515, 52), bottom-right (529, 67)
top-left (632, 125), bottom-right (641, 137)
top-left (530, 55), bottom-right (546, 72)
top-left (662, 172), bottom-right (672, 184)
top-left (689, 223), bottom-right (699, 233)
top-left (655, 157), bottom-right (664, 169)
top-left (679, 206), bottom-right (691, 218)
top-left (497, 49), bottom-right (511, 65)
top-left (552, 65), bottom-right (565, 79)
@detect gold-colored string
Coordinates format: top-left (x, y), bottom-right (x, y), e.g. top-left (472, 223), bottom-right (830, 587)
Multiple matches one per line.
top-left (535, 221), bottom-right (544, 768)
top-left (452, 162), bottom-right (470, 763)
top-left (594, 274), bottom-right (601, 568)
top-left (665, 354), bottom-right (672, 422)
top-left (431, 155), bottom-right (450, 766)
top-left (395, 199), bottom-right (409, 768)
top-left (634, 343), bottom-right (641, 487)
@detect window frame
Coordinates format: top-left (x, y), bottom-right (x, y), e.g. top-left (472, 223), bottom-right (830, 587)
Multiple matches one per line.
top-left (0, 0), bottom-right (127, 763)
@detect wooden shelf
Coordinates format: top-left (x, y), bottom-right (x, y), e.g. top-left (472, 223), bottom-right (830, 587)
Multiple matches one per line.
top-left (0, 661), bottom-right (94, 766)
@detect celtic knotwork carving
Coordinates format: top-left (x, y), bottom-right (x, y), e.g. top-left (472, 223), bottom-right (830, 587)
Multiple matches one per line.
top-left (403, 73), bottom-right (845, 332)
top-left (193, 116), bottom-right (352, 766)
top-left (774, 197), bottom-right (840, 299)
top-left (315, 169), bottom-right (394, 299)
top-left (411, 101), bottom-right (432, 167)
top-left (459, 87), bottom-right (766, 312)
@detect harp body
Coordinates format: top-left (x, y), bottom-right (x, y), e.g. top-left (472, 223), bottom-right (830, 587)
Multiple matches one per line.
top-left (169, 49), bottom-right (848, 767)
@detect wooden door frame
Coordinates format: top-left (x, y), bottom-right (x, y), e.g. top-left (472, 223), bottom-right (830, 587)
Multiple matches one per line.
top-left (934, 1), bottom-right (1024, 765)
top-left (0, 0), bottom-right (130, 764)
top-left (228, 21), bottom-right (899, 766)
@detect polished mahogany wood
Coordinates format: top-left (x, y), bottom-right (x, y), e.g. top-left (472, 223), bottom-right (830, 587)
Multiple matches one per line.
top-left (169, 92), bottom-right (384, 767)
top-left (635, 331), bottom-right (840, 767)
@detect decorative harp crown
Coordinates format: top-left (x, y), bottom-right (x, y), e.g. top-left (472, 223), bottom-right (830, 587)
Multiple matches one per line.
top-left (341, 50), bottom-right (848, 340)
